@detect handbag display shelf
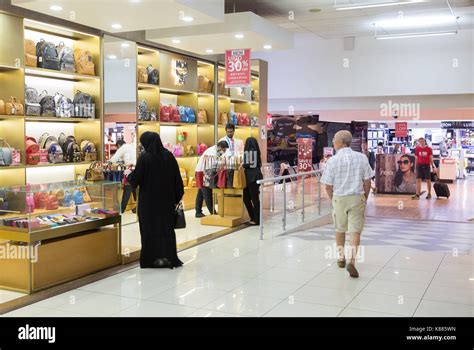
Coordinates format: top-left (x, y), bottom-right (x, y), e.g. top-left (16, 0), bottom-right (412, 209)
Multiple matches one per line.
top-left (0, 180), bottom-right (122, 294)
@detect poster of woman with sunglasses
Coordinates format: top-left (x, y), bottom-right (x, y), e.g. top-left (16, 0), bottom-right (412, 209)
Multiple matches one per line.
top-left (376, 154), bottom-right (417, 194)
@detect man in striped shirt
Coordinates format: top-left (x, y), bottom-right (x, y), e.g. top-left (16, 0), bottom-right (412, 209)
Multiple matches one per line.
top-left (321, 130), bottom-right (374, 278)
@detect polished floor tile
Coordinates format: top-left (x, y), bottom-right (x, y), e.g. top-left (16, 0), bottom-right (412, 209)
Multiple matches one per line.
top-left (363, 279), bottom-right (429, 299)
top-left (257, 267), bottom-right (319, 285)
top-left (348, 292), bottom-right (420, 316)
top-left (55, 293), bottom-right (139, 317)
top-left (115, 300), bottom-right (196, 317)
top-left (414, 300), bottom-right (474, 317)
top-left (203, 292), bottom-right (282, 317)
top-left (307, 272), bottom-right (371, 292)
top-left (263, 300), bottom-right (342, 317)
top-left (2, 305), bottom-right (53, 317)
top-left (374, 267), bottom-right (435, 284)
top-left (187, 309), bottom-right (243, 317)
top-left (231, 279), bottom-right (301, 300)
top-left (148, 285), bottom-right (227, 309)
top-left (338, 308), bottom-right (402, 317)
top-left (0, 290), bottom-right (26, 304)
top-left (424, 285), bottom-right (474, 305)
top-left (34, 290), bottom-right (93, 309)
top-left (293, 285), bottom-right (359, 307)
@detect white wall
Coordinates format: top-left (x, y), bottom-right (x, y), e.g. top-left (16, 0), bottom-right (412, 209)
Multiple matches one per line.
top-left (254, 30), bottom-right (474, 100)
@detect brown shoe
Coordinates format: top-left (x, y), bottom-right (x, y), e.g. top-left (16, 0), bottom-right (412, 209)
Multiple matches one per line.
top-left (346, 263), bottom-right (359, 278)
top-left (337, 259), bottom-right (346, 268)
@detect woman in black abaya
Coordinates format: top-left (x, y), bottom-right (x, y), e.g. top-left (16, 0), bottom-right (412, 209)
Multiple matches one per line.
top-left (127, 131), bottom-right (184, 268)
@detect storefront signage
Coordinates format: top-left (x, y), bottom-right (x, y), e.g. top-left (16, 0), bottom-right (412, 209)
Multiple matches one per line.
top-left (297, 138), bottom-right (313, 173)
top-left (395, 122), bottom-right (408, 138)
top-left (225, 48), bottom-right (251, 88)
top-left (441, 121), bottom-right (474, 129)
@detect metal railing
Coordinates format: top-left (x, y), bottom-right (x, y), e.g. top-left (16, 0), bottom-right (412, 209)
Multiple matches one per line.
top-left (256, 169), bottom-right (323, 240)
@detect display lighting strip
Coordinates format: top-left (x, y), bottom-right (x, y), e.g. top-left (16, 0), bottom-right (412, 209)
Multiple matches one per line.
top-left (334, 0), bottom-right (425, 10)
top-left (375, 30), bottom-right (457, 39)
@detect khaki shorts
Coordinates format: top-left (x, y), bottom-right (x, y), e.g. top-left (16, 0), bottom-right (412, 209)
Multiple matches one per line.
top-left (332, 194), bottom-right (367, 233)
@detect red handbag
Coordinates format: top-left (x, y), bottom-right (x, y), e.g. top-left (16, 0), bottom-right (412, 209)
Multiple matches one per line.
top-left (242, 113), bottom-right (250, 126)
top-left (217, 158), bottom-right (227, 189)
top-left (171, 106), bottom-right (180, 122)
top-left (160, 104), bottom-right (170, 122)
top-left (236, 113), bottom-right (244, 125)
top-left (195, 171), bottom-right (204, 189)
top-left (34, 192), bottom-right (48, 209)
top-left (45, 195), bottom-right (59, 210)
top-left (26, 136), bottom-right (40, 165)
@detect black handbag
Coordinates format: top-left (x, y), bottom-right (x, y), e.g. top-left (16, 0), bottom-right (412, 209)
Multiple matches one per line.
top-left (226, 169), bottom-right (234, 188)
top-left (174, 202), bottom-right (186, 229)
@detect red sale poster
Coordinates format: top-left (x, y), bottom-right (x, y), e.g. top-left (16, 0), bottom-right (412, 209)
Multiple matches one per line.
top-left (225, 48), bottom-right (251, 87)
top-left (395, 122), bottom-right (408, 138)
top-left (297, 138), bottom-right (313, 173)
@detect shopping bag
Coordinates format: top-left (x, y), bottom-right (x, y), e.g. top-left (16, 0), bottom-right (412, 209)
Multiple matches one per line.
top-left (233, 168), bottom-right (247, 189)
top-left (195, 171), bottom-right (204, 189)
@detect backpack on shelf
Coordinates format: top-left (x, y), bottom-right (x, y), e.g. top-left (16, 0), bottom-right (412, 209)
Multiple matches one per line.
top-left (160, 104), bottom-right (171, 122)
top-left (25, 136), bottom-right (40, 165)
top-left (171, 106), bottom-right (180, 122)
top-left (61, 135), bottom-right (82, 163)
top-left (73, 91), bottom-right (95, 118)
top-left (39, 90), bottom-right (56, 117)
top-left (185, 107), bottom-right (196, 123)
top-left (230, 111), bottom-right (238, 125)
top-left (74, 48), bottom-right (95, 76)
top-left (251, 115), bottom-right (258, 126)
top-left (54, 93), bottom-right (74, 118)
top-left (57, 42), bottom-right (75, 73)
top-left (36, 39), bottom-right (60, 71)
top-left (178, 106), bottom-right (187, 123)
top-left (25, 85), bottom-right (41, 116)
top-left (198, 109), bottom-right (208, 124)
top-left (138, 100), bottom-right (150, 121)
top-left (219, 112), bottom-right (229, 125)
top-left (137, 66), bottom-right (148, 83)
top-left (150, 107), bottom-right (157, 121)
top-left (24, 39), bottom-right (37, 68)
top-left (147, 64), bottom-right (159, 85)
top-left (44, 136), bottom-right (63, 164)
top-left (80, 140), bottom-right (97, 162)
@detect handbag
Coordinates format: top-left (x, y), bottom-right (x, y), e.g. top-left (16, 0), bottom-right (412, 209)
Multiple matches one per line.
top-left (226, 169), bottom-right (234, 189)
top-left (217, 158), bottom-right (227, 189)
top-left (137, 65), bottom-right (148, 83)
top-left (219, 112), bottom-right (229, 125)
top-left (233, 167), bottom-right (247, 189)
top-left (0, 99), bottom-right (5, 115)
top-left (45, 195), bottom-right (59, 210)
top-left (160, 104), bottom-right (171, 122)
top-left (195, 171), bottom-right (204, 189)
top-left (34, 192), bottom-right (49, 209)
top-left (85, 161), bottom-right (105, 181)
top-left (73, 190), bottom-right (84, 205)
top-left (174, 202), bottom-right (186, 229)
top-left (5, 97), bottom-right (24, 115)
top-left (0, 139), bottom-right (13, 166)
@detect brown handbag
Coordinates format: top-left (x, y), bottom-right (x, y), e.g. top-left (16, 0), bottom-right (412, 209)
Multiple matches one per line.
top-left (85, 161), bottom-right (104, 181)
top-left (74, 48), bottom-right (95, 76)
top-left (25, 53), bottom-right (37, 67)
top-left (198, 109), bottom-right (208, 124)
top-left (0, 100), bottom-right (5, 115)
top-left (24, 39), bottom-right (36, 55)
top-left (219, 112), bottom-right (229, 125)
top-left (137, 66), bottom-right (148, 83)
top-left (198, 75), bottom-right (213, 93)
top-left (6, 97), bottom-right (24, 115)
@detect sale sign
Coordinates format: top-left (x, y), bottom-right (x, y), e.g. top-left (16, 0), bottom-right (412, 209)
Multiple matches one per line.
top-left (225, 48), bottom-right (251, 88)
top-left (297, 138), bottom-right (313, 173)
top-left (395, 122), bottom-right (408, 138)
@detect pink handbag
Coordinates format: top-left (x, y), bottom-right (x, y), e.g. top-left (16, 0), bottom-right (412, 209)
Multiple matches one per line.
top-left (173, 144), bottom-right (184, 157)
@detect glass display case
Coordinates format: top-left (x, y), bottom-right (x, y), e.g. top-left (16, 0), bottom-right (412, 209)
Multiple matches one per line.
top-left (0, 181), bottom-right (122, 294)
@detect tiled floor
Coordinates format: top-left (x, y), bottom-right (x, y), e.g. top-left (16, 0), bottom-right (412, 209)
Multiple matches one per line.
top-left (3, 216), bottom-right (472, 317)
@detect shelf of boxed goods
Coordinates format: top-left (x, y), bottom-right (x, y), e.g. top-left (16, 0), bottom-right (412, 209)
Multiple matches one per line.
top-left (24, 67), bottom-right (100, 82)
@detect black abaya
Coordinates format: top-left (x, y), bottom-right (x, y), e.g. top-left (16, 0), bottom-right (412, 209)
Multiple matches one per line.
top-left (128, 143), bottom-right (184, 268)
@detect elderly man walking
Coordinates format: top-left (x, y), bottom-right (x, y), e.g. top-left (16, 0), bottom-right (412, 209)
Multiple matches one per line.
top-left (321, 130), bottom-right (374, 278)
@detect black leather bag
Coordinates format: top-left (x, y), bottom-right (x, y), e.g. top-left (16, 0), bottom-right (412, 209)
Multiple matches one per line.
top-left (174, 202), bottom-right (186, 229)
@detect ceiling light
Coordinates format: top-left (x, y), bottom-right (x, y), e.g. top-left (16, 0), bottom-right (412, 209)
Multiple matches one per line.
top-left (172, 39), bottom-right (181, 44)
top-left (309, 8), bottom-right (322, 13)
top-left (336, 1), bottom-right (424, 11)
top-left (235, 33), bottom-right (244, 39)
top-left (375, 31), bottom-right (457, 40)
top-left (375, 15), bottom-right (458, 29)
top-left (50, 5), bottom-right (63, 11)
top-left (108, 55), bottom-right (117, 59)
top-left (205, 49), bottom-right (214, 53)
top-left (111, 24), bottom-right (122, 30)
top-left (263, 44), bottom-right (272, 49)
top-left (181, 16), bottom-right (194, 22)
top-left (121, 43), bottom-right (130, 48)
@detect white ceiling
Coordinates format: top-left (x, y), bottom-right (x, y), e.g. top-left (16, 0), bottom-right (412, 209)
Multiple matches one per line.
top-left (12, 0), bottom-right (225, 32)
top-left (248, 0), bottom-right (474, 39)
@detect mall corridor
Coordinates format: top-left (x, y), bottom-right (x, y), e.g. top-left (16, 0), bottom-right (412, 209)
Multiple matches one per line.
top-left (2, 215), bottom-right (472, 317)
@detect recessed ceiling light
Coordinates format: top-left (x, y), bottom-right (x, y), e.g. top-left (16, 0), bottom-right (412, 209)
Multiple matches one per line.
top-left (235, 33), bottom-right (244, 39)
top-left (205, 49), bottom-right (214, 53)
top-left (111, 24), bottom-right (122, 30)
top-left (108, 55), bottom-right (117, 59)
top-left (121, 43), bottom-right (130, 48)
top-left (181, 16), bottom-right (194, 22)
top-left (309, 8), bottom-right (321, 13)
top-left (50, 5), bottom-right (63, 11)
top-left (263, 44), bottom-right (272, 50)
top-left (172, 39), bottom-right (181, 44)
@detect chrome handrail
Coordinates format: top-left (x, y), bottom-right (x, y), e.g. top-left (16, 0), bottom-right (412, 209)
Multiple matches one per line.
top-left (257, 169), bottom-right (323, 240)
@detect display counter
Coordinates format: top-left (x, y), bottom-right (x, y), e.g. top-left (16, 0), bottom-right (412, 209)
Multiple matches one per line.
top-left (201, 188), bottom-right (249, 227)
top-left (0, 181), bottom-right (121, 294)
top-left (439, 158), bottom-right (457, 182)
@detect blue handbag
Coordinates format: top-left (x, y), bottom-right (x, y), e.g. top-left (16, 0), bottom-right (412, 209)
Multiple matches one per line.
top-left (73, 190), bottom-right (84, 205)
top-left (230, 111), bottom-right (237, 125)
top-left (178, 106), bottom-right (187, 122)
top-left (62, 191), bottom-right (73, 206)
top-left (185, 108), bottom-right (196, 123)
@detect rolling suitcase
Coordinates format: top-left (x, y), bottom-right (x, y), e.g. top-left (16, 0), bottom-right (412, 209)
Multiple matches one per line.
top-left (434, 182), bottom-right (450, 198)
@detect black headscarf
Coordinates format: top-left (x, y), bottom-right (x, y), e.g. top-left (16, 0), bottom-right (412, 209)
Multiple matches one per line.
top-left (244, 137), bottom-right (262, 168)
top-left (140, 131), bottom-right (166, 160)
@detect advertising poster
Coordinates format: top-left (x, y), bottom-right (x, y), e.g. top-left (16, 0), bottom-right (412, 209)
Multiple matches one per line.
top-left (375, 154), bottom-right (417, 194)
top-left (395, 122), bottom-right (408, 138)
top-left (297, 138), bottom-right (313, 173)
top-left (225, 48), bottom-right (251, 87)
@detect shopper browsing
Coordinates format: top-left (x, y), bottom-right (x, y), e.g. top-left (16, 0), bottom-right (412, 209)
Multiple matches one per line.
top-left (412, 137), bottom-right (437, 200)
top-left (243, 137), bottom-right (263, 226)
top-left (219, 123), bottom-right (243, 156)
top-left (194, 141), bottom-right (229, 218)
top-left (321, 130), bottom-right (374, 278)
top-left (127, 131), bottom-right (184, 269)
top-left (109, 139), bottom-right (137, 213)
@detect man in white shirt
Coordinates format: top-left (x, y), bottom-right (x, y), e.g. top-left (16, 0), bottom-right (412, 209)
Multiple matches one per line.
top-left (321, 130), bottom-right (374, 278)
top-left (195, 141), bottom-right (229, 218)
top-left (109, 139), bottom-right (137, 213)
top-left (219, 123), bottom-right (243, 157)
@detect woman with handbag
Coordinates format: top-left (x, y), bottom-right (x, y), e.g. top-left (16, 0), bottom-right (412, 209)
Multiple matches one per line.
top-left (243, 137), bottom-right (263, 226)
top-left (126, 131), bottom-right (184, 269)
